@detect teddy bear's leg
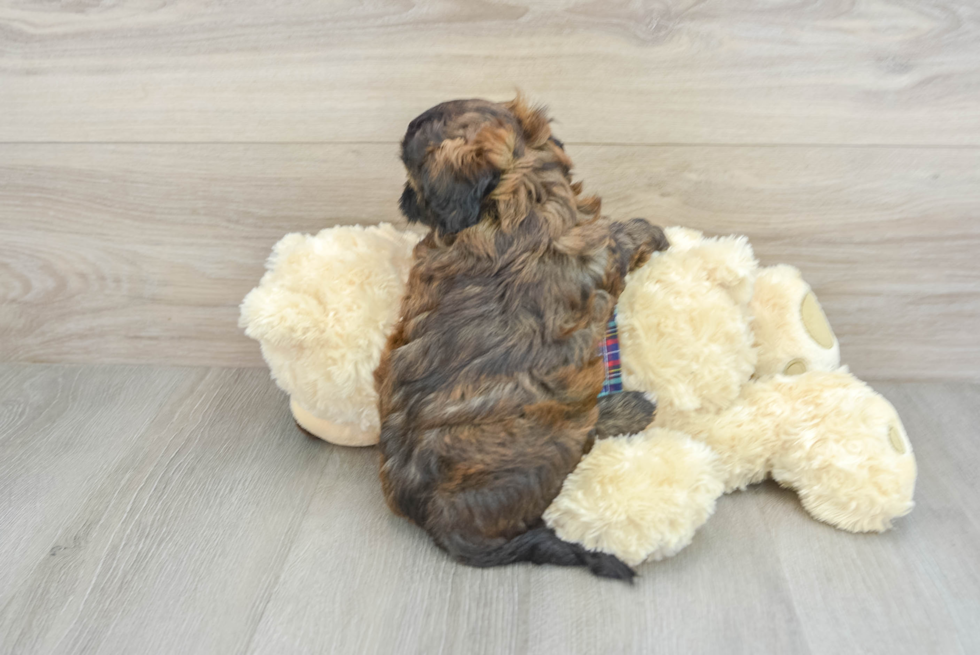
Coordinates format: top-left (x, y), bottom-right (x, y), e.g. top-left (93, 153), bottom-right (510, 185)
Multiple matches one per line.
top-left (544, 428), bottom-right (725, 566)
top-left (594, 391), bottom-right (657, 438)
top-left (616, 227), bottom-right (759, 415)
top-left (767, 372), bottom-right (917, 532)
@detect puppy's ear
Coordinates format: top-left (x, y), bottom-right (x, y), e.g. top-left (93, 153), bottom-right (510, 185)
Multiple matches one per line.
top-left (399, 183), bottom-right (423, 224)
top-left (416, 157), bottom-right (501, 235)
top-left (401, 118), bottom-right (515, 235)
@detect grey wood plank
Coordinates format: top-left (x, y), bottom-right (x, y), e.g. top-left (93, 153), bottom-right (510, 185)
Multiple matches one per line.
top-left (753, 382), bottom-right (980, 655)
top-left (0, 366), bottom-right (329, 655)
top-left (2, 1), bottom-right (980, 144)
top-left (1, 367), bottom-right (978, 654)
top-left (875, 382), bottom-right (980, 651)
top-left (245, 441), bottom-right (810, 655)
top-left (243, 443), bottom-right (472, 655)
top-left (2, 144), bottom-right (978, 379)
top-left (248, 381), bottom-right (980, 655)
top-left (0, 364), bottom-right (197, 605)
top-left (521, 493), bottom-right (812, 655)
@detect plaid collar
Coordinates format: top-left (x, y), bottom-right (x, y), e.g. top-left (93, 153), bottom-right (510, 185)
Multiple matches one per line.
top-left (597, 309), bottom-right (623, 398)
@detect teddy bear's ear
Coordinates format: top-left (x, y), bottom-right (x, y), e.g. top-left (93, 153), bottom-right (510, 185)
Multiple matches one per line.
top-left (663, 227), bottom-right (705, 250)
top-left (695, 235), bottom-right (758, 305)
top-left (662, 228), bottom-right (758, 305)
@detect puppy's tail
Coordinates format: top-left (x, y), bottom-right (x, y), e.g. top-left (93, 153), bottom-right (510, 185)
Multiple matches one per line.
top-left (444, 526), bottom-right (636, 582)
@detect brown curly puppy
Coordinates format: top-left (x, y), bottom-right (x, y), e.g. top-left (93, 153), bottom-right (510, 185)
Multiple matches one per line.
top-left (375, 96), bottom-right (668, 580)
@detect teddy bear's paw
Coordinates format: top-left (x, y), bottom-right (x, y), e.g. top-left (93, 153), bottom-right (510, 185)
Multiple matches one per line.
top-left (544, 428), bottom-right (725, 566)
top-left (752, 265), bottom-right (841, 377)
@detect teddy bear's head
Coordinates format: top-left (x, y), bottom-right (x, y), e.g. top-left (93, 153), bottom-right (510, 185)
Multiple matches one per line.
top-left (617, 227), bottom-right (760, 416)
top-left (240, 223), bottom-right (420, 445)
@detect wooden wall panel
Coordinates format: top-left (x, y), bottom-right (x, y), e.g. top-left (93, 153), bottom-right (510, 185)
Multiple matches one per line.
top-left (2, 143), bottom-right (977, 379)
top-left (2, 1), bottom-right (979, 144)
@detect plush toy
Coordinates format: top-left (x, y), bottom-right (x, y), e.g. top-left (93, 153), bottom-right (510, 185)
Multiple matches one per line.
top-left (543, 227), bottom-right (916, 564)
top-left (240, 223), bottom-right (916, 567)
top-left (240, 223), bottom-right (418, 446)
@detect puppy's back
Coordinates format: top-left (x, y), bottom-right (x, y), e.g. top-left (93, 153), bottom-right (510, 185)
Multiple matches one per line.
top-left (376, 97), bottom-right (637, 580)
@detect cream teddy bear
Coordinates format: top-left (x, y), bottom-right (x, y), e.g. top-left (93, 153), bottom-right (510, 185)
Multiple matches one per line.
top-left (544, 227), bottom-right (916, 565)
top-left (239, 223), bottom-right (418, 446)
top-left (240, 224), bottom-right (916, 567)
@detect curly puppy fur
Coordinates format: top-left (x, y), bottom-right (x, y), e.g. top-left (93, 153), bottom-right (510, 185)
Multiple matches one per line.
top-left (375, 97), bottom-right (668, 580)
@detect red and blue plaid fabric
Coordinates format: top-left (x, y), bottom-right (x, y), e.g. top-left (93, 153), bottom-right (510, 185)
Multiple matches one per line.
top-left (597, 310), bottom-right (623, 398)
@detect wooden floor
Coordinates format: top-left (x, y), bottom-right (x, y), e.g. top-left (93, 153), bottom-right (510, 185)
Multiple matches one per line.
top-left (0, 363), bottom-right (976, 655)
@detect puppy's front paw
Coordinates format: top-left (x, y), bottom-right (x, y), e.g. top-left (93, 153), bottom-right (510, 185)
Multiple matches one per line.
top-left (595, 391), bottom-right (657, 439)
top-left (627, 218), bottom-right (670, 254)
top-left (618, 218), bottom-right (669, 272)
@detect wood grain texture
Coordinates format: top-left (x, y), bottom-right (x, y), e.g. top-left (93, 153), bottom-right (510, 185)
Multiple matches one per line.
top-left (0, 364), bottom-right (195, 607)
top-left (245, 445), bottom-right (812, 655)
top-left (756, 380), bottom-right (980, 655)
top-left (0, 365), bottom-right (330, 655)
top-left (2, 1), bottom-right (980, 144)
top-left (1, 364), bottom-right (978, 654)
top-left (2, 143), bottom-right (978, 378)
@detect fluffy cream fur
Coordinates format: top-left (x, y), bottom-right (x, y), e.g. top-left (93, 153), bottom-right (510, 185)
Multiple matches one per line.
top-left (239, 223), bottom-right (420, 444)
top-left (544, 428), bottom-right (724, 566)
top-left (662, 370), bottom-right (915, 531)
top-left (619, 227), bottom-right (758, 414)
top-left (617, 228), bottom-right (916, 545)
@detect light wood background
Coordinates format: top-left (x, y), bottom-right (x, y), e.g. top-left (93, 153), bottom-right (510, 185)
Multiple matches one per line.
top-left (2, 0), bottom-right (979, 378)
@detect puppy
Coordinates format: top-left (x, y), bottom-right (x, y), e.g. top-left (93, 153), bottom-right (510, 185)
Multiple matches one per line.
top-left (375, 97), bottom-right (668, 580)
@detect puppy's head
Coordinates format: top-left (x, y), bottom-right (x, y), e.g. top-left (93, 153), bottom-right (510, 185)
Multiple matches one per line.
top-left (399, 97), bottom-right (566, 235)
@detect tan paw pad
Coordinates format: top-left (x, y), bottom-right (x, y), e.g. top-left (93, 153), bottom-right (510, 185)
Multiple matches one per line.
top-left (801, 292), bottom-right (835, 349)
